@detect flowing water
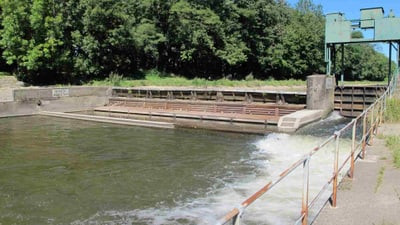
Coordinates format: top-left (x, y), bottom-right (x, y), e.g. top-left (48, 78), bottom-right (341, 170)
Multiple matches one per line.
top-left (0, 114), bottom-right (351, 225)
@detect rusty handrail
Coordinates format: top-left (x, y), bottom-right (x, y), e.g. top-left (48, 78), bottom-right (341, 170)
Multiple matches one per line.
top-left (217, 77), bottom-right (395, 225)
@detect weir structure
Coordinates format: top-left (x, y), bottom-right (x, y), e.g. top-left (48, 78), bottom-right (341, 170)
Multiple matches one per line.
top-left (95, 87), bottom-right (306, 133)
top-left (216, 6), bottom-right (400, 224)
top-left (0, 75), bottom-right (333, 133)
top-left (216, 71), bottom-right (398, 225)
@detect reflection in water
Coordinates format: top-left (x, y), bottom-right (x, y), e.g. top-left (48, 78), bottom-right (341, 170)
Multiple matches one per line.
top-left (0, 115), bottom-right (350, 224)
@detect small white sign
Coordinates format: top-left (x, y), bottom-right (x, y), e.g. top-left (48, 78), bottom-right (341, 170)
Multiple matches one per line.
top-left (52, 89), bottom-right (70, 97)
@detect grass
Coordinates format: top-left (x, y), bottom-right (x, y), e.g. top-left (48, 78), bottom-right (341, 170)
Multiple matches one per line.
top-left (341, 80), bottom-right (387, 86)
top-left (385, 98), bottom-right (400, 122)
top-left (385, 136), bottom-right (400, 168)
top-left (89, 70), bottom-right (306, 88)
top-left (374, 166), bottom-right (385, 193)
top-left (0, 71), bottom-right (11, 77)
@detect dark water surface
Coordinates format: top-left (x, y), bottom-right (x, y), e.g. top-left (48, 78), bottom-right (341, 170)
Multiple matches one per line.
top-left (0, 116), bottom-right (261, 224)
top-left (0, 113), bottom-right (353, 225)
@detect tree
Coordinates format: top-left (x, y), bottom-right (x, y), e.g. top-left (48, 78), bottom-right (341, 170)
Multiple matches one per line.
top-left (0, 0), bottom-right (392, 84)
top-left (0, 0), bottom-right (71, 84)
top-left (269, 0), bottom-right (325, 79)
top-left (333, 32), bottom-right (390, 81)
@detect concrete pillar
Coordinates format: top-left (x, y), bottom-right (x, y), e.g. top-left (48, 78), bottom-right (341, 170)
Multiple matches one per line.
top-left (306, 75), bottom-right (335, 117)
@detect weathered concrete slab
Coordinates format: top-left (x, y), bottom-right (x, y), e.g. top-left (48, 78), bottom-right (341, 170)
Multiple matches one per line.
top-left (0, 88), bottom-right (14, 102)
top-left (277, 109), bottom-right (323, 132)
top-left (40, 111), bottom-right (175, 129)
top-left (307, 75), bottom-right (334, 117)
top-left (0, 87), bottom-right (111, 117)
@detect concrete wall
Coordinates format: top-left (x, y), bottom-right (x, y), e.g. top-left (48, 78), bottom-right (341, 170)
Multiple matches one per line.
top-left (306, 75), bottom-right (335, 117)
top-left (0, 86), bottom-right (111, 117)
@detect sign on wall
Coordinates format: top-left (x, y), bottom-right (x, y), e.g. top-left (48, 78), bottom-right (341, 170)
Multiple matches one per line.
top-left (52, 89), bottom-right (70, 97)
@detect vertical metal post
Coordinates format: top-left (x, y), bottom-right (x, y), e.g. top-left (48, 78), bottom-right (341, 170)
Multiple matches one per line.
top-left (362, 113), bottom-right (367, 159)
top-left (332, 44), bottom-right (338, 85)
top-left (326, 44), bottom-right (331, 75)
top-left (232, 214), bottom-right (240, 225)
top-left (332, 131), bottom-right (340, 207)
top-left (341, 44), bottom-right (345, 85)
top-left (302, 157), bottom-right (310, 225)
top-left (389, 42), bottom-right (392, 86)
top-left (369, 105), bottom-right (375, 146)
top-left (378, 98), bottom-right (384, 130)
top-left (382, 95), bottom-right (386, 120)
top-left (398, 42), bottom-right (400, 87)
top-left (349, 120), bottom-right (357, 179)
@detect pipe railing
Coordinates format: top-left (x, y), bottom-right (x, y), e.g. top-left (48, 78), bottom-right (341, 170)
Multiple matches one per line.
top-left (217, 76), bottom-right (396, 225)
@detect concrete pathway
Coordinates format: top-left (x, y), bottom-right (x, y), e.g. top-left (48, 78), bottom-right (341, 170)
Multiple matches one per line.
top-left (312, 124), bottom-right (400, 225)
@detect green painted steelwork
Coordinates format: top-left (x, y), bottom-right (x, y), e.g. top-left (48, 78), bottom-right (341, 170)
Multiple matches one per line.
top-left (325, 7), bottom-right (400, 80)
top-left (325, 7), bottom-right (400, 44)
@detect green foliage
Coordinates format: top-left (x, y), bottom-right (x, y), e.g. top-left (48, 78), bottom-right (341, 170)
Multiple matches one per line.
top-left (106, 72), bottom-right (124, 86)
top-left (90, 70), bottom-right (306, 88)
top-left (0, 71), bottom-right (11, 76)
top-left (385, 136), bottom-right (400, 168)
top-left (273, 1), bottom-right (325, 79)
top-left (0, 0), bottom-right (393, 85)
top-left (385, 98), bottom-right (400, 122)
top-left (334, 40), bottom-right (392, 81)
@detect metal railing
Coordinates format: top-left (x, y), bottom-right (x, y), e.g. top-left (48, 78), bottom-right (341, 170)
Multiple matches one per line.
top-left (217, 75), bottom-right (397, 225)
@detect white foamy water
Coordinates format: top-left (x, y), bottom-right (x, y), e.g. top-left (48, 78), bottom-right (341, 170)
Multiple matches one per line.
top-left (73, 133), bottom-right (352, 225)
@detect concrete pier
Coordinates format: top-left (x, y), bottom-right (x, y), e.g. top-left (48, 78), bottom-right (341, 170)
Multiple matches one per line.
top-left (277, 109), bottom-right (323, 132)
top-left (0, 86), bottom-right (111, 117)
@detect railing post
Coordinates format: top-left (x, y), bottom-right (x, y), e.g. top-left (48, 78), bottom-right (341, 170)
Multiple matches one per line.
top-left (232, 213), bottom-right (241, 225)
top-left (383, 92), bottom-right (387, 121)
top-left (349, 120), bottom-right (357, 179)
top-left (302, 157), bottom-right (310, 225)
top-left (332, 131), bottom-right (340, 207)
top-left (362, 113), bottom-right (367, 159)
top-left (369, 104), bottom-right (375, 146)
top-left (377, 98), bottom-right (384, 133)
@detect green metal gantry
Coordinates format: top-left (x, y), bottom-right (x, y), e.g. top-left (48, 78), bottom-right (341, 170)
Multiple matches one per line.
top-left (325, 7), bottom-right (400, 84)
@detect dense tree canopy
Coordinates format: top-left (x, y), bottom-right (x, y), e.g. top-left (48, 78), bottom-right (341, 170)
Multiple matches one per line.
top-left (0, 0), bottom-right (392, 84)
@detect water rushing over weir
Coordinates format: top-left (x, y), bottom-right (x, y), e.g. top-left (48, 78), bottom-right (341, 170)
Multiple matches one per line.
top-left (0, 114), bottom-right (351, 225)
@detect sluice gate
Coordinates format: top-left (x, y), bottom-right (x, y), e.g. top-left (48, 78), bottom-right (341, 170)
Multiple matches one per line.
top-left (94, 87), bottom-right (307, 133)
top-left (334, 85), bottom-right (387, 117)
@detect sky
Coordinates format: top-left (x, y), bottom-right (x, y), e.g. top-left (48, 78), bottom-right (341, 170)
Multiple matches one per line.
top-left (286, 0), bottom-right (400, 59)
top-left (286, 0), bottom-right (400, 19)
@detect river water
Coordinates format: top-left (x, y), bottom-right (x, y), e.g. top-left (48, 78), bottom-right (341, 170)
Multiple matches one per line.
top-left (0, 114), bottom-right (351, 225)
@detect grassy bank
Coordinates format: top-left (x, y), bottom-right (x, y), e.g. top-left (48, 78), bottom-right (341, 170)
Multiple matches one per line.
top-left (89, 70), bottom-right (306, 88)
top-left (384, 95), bottom-right (400, 168)
top-left (386, 136), bottom-right (400, 168)
top-left (89, 71), bottom-right (390, 88)
top-left (385, 98), bottom-right (400, 122)
top-left (0, 72), bottom-right (11, 77)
